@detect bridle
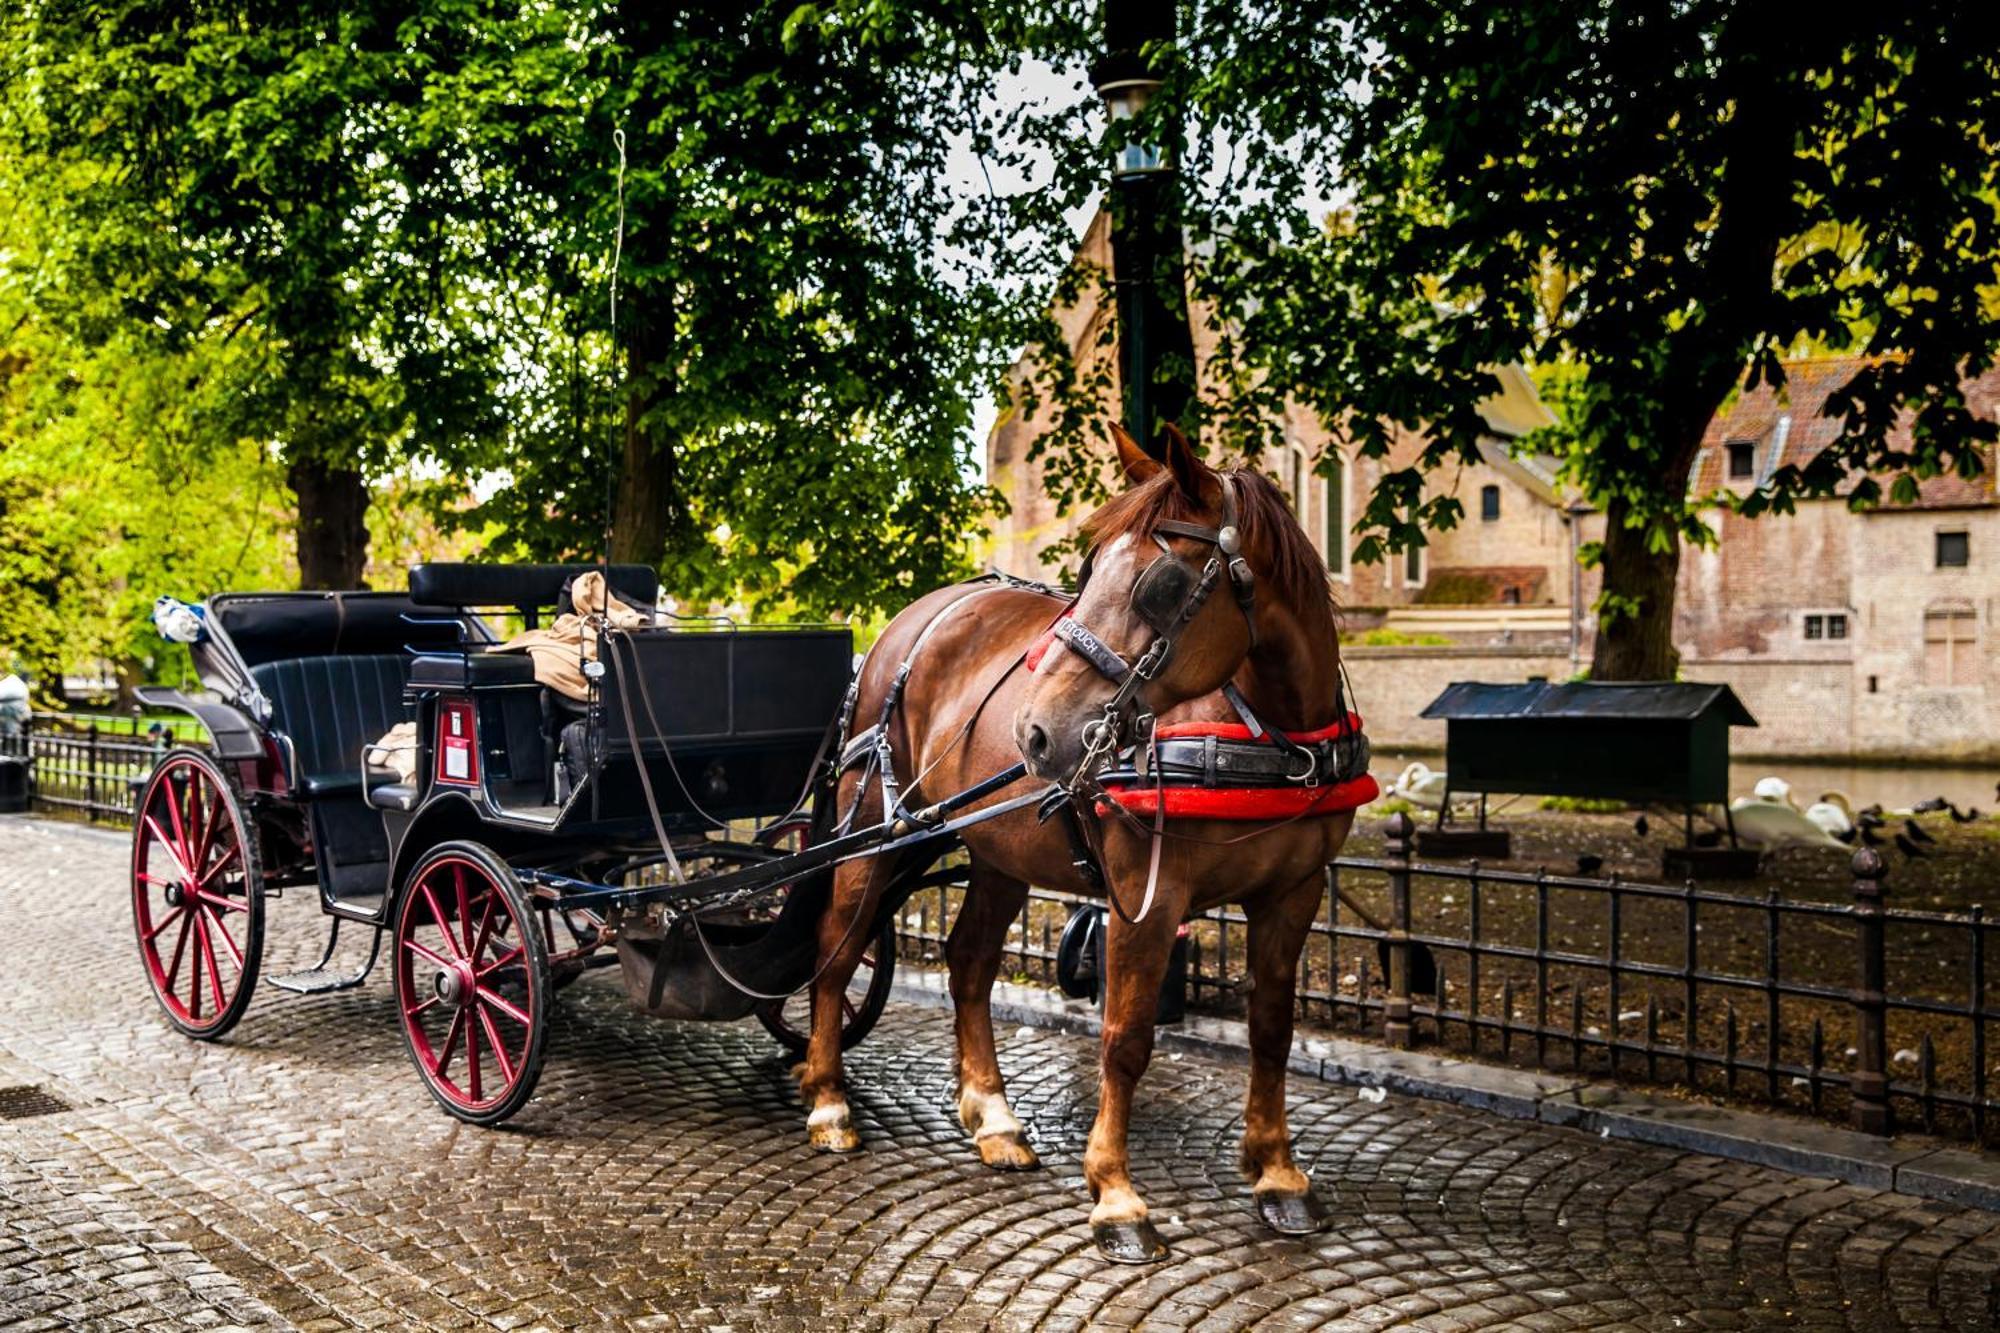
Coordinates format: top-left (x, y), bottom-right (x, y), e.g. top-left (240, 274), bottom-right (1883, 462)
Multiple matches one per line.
top-left (1046, 473), bottom-right (1258, 796)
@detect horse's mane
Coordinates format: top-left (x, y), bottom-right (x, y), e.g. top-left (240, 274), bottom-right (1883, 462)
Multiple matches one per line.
top-left (1081, 467), bottom-right (1337, 636)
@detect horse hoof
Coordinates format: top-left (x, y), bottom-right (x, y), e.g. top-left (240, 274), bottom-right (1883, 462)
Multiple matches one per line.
top-left (1093, 1217), bottom-right (1169, 1265)
top-left (1254, 1189), bottom-right (1330, 1236)
top-left (809, 1124), bottom-right (862, 1153)
top-left (977, 1131), bottom-right (1041, 1171)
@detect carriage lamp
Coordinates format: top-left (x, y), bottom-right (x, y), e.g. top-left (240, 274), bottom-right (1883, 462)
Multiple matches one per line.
top-left (1097, 75), bottom-right (1168, 177)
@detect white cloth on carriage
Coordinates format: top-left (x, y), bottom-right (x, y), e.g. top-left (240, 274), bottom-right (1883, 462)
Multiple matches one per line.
top-left (489, 569), bottom-right (651, 701)
top-left (364, 721), bottom-right (420, 784)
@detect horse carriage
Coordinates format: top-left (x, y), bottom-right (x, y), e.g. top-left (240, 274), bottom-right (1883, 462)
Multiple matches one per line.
top-left (128, 562), bottom-right (1019, 1124)
top-left (130, 426), bottom-right (1383, 1262)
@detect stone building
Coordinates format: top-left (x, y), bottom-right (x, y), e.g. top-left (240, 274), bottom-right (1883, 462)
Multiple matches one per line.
top-left (986, 215), bottom-right (2000, 760)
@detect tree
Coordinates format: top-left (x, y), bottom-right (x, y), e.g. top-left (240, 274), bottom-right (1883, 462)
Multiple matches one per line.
top-left (1007, 2), bottom-right (2000, 679)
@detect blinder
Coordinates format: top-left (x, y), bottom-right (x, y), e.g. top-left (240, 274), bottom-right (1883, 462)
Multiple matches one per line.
top-left (1047, 474), bottom-right (1262, 793)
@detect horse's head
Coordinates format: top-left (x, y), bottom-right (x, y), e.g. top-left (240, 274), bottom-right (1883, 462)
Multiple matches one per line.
top-left (1015, 423), bottom-right (1325, 787)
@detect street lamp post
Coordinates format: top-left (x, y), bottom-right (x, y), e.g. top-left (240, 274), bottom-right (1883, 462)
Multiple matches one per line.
top-left (1093, 2), bottom-right (1196, 462)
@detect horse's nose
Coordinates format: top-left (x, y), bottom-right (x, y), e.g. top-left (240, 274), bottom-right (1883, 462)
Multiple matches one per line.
top-left (1023, 723), bottom-right (1052, 766)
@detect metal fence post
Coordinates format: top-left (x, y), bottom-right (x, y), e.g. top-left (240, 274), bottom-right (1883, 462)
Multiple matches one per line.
top-left (1850, 847), bottom-right (1892, 1135)
top-left (86, 722), bottom-right (100, 824)
top-left (1384, 811), bottom-right (1416, 1048)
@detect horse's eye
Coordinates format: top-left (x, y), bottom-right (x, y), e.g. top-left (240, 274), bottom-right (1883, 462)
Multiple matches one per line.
top-left (1132, 559), bottom-right (1195, 629)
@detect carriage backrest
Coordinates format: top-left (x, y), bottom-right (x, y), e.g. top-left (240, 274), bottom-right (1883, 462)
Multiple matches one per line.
top-left (208, 593), bottom-right (479, 670)
top-left (248, 655), bottom-right (415, 796)
top-left (409, 563), bottom-right (660, 621)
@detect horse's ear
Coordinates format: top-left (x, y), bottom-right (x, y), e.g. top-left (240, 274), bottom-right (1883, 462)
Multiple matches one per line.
top-left (1161, 422), bottom-right (1213, 501)
top-left (1110, 422), bottom-right (1162, 486)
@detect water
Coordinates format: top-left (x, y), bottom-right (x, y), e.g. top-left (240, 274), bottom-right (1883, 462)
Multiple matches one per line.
top-left (1373, 753), bottom-right (1998, 816)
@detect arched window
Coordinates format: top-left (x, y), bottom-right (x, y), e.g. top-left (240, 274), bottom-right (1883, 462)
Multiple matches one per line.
top-left (1322, 450), bottom-right (1348, 577)
top-left (1480, 484), bottom-right (1501, 522)
top-left (1925, 603), bottom-right (1979, 687)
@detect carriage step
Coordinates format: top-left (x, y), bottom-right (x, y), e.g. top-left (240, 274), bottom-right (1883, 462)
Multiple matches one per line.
top-left (267, 918), bottom-right (381, 994)
top-left (268, 966), bottom-right (373, 995)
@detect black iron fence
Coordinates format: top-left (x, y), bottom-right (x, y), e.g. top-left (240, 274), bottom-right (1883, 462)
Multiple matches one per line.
top-left (9, 722), bottom-right (1993, 1146)
top-left (892, 811), bottom-right (2000, 1149)
top-left (1, 712), bottom-right (179, 824)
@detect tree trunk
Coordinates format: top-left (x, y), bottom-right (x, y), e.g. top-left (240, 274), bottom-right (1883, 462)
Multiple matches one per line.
top-left (287, 458), bottom-right (369, 591)
top-left (609, 393), bottom-right (680, 567)
top-left (1590, 493), bottom-right (1682, 681)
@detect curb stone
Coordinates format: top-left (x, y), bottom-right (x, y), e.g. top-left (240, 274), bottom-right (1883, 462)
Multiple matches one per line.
top-left (893, 969), bottom-right (2000, 1214)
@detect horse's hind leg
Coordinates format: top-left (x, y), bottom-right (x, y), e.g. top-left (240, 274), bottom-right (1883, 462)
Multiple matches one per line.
top-left (945, 860), bottom-right (1038, 1170)
top-left (799, 853), bottom-right (892, 1153)
top-left (1083, 897), bottom-right (1183, 1264)
top-left (1240, 873), bottom-right (1331, 1234)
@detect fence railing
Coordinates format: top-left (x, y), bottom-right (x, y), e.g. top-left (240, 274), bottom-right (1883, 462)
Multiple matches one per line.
top-left (8, 722), bottom-right (1991, 1146)
top-left (1, 712), bottom-right (185, 825)
top-left (890, 811), bottom-right (2000, 1149)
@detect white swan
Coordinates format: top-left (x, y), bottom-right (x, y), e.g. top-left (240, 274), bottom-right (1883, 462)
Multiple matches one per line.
top-left (1389, 761), bottom-right (1452, 810)
top-left (1803, 791), bottom-right (1853, 838)
top-left (1728, 782), bottom-right (1848, 850)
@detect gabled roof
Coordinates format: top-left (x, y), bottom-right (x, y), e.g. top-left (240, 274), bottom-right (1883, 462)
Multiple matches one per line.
top-left (1421, 680), bottom-right (1758, 726)
top-left (1688, 356), bottom-right (2000, 509)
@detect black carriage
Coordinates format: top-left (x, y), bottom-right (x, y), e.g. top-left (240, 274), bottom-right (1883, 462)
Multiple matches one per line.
top-left (129, 563), bottom-right (950, 1124)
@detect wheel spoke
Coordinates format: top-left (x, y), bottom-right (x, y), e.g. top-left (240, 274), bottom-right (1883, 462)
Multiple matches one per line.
top-left (419, 882), bottom-right (463, 961)
top-left (469, 890), bottom-right (500, 967)
top-left (192, 886), bottom-right (248, 914)
top-left (402, 937), bottom-right (453, 970)
top-left (475, 987), bottom-right (530, 1026)
top-left (455, 867), bottom-right (474, 960)
top-left (475, 1005), bottom-right (515, 1087)
top-left (188, 790), bottom-right (220, 890)
top-left (187, 917), bottom-right (204, 1019)
top-left (196, 843), bottom-right (241, 890)
top-left (201, 903), bottom-right (244, 971)
top-left (475, 946), bottom-right (524, 979)
top-left (164, 774), bottom-right (193, 878)
top-left (842, 993), bottom-right (858, 1023)
top-left (165, 911), bottom-right (193, 1004)
top-left (143, 815), bottom-right (195, 883)
top-left (196, 909), bottom-right (228, 1015)
top-left (144, 904), bottom-right (186, 942)
top-left (465, 1010), bottom-right (483, 1103)
top-left (433, 1007), bottom-right (465, 1080)
top-left (404, 994), bottom-right (441, 1019)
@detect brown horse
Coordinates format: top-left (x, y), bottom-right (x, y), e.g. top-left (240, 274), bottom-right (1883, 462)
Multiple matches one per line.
top-left (798, 423), bottom-right (1364, 1263)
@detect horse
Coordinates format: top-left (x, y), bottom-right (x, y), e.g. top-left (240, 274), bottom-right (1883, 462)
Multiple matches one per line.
top-left (797, 422), bottom-right (1368, 1263)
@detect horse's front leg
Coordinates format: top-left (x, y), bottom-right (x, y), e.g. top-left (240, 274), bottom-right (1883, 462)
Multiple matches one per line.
top-left (798, 853), bottom-right (889, 1153)
top-left (946, 861), bottom-right (1039, 1169)
top-left (1083, 883), bottom-right (1184, 1264)
top-left (1241, 873), bottom-right (1331, 1234)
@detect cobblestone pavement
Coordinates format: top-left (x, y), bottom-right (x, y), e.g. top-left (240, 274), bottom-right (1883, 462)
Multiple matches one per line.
top-left (3, 815), bottom-right (2000, 1331)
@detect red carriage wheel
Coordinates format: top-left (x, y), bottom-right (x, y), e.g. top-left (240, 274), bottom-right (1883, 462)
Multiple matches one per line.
top-left (751, 816), bottom-right (897, 1055)
top-left (393, 842), bottom-right (550, 1125)
top-left (131, 749), bottom-right (265, 1040)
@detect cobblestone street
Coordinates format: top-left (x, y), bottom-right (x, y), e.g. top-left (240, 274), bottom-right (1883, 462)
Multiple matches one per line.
top-left (2, 815), bottom-right (1999, 1330)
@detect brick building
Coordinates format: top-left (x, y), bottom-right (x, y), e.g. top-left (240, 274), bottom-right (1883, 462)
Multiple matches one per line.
top-left (986, 216), bottom-right (2000, 759)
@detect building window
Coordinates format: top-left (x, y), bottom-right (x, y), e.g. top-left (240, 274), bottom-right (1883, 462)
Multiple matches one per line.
top-left (1289, 447), bottom-right (1308, 515)
top-left (1727, 441), bottom-right (1756, 479)
top-left (1322, 451), bottom-right (1347, 577)
top-left (1804, 612), bottom-right (1849, 641)
top-left (1403, 532), bottom-right (1426, 588)
top-left (1937, 531), bottom-right (1970, 568)
top-left (1924, 606), bottom-right (1978, 686)
top-left (1480, 484), bottom-right (1501, 522)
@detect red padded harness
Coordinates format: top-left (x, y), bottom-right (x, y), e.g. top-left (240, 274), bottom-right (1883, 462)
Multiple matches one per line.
top-left (1094, 715), bottom-right (1380, 821)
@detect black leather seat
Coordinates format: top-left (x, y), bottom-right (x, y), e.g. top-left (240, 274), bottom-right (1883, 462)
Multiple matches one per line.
top-left (408, 652), bottom-right (538, 689)
top-left (249, 655), bottom-right (413, 799)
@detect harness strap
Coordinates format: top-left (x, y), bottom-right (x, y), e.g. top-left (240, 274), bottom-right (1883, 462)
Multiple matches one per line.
top-left (1050, 616), bottom-right (1131, 681)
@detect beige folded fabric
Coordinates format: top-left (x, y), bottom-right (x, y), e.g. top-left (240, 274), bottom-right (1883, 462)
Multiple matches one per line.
top-left (365, 721), bottom-right (419, 784)
top-left (490, 569), bottom-right (650, 701)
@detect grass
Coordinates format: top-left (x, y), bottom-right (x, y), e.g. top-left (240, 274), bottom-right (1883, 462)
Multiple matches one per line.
top-left (1537, 795), bottom-right (1628, 814)
top-left (1356, 628), bottom-right (1453, 647)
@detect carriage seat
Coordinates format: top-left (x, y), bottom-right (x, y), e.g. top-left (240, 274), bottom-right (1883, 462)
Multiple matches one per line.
top-left (407, 652), bottom-right (538, 689)
top-left (249, 655), bottom-right (415, 799)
